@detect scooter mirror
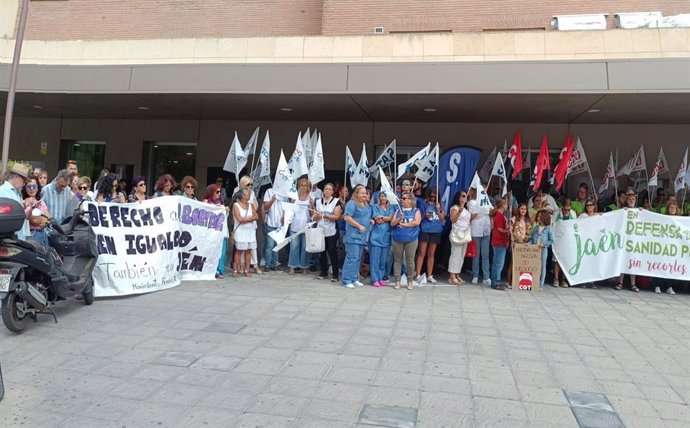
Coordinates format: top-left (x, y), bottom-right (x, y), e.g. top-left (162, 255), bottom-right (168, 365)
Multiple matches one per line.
top-left (31, 208), bottom-right (42, 217)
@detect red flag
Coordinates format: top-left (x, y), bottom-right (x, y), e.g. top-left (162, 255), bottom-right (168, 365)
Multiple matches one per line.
top-left (508, 130), bottom-right (523, 179)
top-left (552, 131), bottom-right (575, 191)
top-left (530, 135), bottom-right (551, 191)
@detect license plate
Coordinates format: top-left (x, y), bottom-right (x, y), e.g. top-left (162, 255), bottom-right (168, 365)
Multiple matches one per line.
top-left (0, 274), bottom-right (10, 292)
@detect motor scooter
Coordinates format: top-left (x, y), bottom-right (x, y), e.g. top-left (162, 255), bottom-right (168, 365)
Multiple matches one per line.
top-left (0, 198), bottom-right (97, 333)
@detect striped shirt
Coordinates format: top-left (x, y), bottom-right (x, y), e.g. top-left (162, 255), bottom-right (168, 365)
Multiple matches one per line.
top-left (41, 182), bottom-right (74, 222)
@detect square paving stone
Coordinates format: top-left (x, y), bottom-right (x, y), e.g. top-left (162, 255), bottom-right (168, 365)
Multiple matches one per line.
top-left (358, 404), bottom-right (418, 428)
top-left (564, 390), bottom-right (615, 413)
top-left (571, 407), bottom-right (625, 428)
top-left (151, 351), bottom-right (200, 367)
top-left (203, 322), bottom-right (246, 334)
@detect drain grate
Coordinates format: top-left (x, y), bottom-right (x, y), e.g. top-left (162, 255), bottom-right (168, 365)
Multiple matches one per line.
top-left (564, 390), bottom-right (624, 428)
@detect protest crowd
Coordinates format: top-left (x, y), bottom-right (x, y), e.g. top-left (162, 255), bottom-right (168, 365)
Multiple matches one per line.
top-left (2, 125), bottom-right (685, 298)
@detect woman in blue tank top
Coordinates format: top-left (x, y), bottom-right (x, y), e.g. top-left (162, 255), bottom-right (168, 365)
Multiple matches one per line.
top-left (391, 191), bottom-right (422, 290)
top-left (415, 187), bottom-right (446, 284)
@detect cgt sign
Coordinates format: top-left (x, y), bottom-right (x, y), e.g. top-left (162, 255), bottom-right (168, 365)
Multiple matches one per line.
top-left (430, 146), bottom-right (482, 216)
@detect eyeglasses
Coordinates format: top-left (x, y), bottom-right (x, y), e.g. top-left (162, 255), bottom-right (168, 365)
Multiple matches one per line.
top-left (460, 194), bottom-right (467, 198)
top-left (78, 186), bottom-right (88, 190)
top-left (25, 184), bottom-right (38, 190)
top-left (215, 190), bottom-right (221, 194)
top-left (246, 183), bottom-right (253, 187)
top-left (586, 203), bottom-right (594, 207)
top-left (185, 185), bottom-right (195, 189)
top-left (137, 182), bottom-right (146, 187)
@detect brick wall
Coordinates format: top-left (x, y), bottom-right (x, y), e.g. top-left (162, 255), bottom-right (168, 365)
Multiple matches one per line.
top-left (17, 0), bottom-right (690, 40)
top-left (322, 1), bottom-right (690, 35)
top-left (22, 0), bottom-right (324, 40)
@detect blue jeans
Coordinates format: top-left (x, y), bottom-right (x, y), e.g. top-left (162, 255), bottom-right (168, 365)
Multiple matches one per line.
top-left (216, 238), bottom-right (228, 275)
top-left (370, 245), bottom-right (389, 283)
top-left (539, 247), bottom-right (548, 286)
top-left (491, 245), bottom-right (507, 286)
top-left (263, 225), bottom-right (279, 269)
top-left (471, 235), bottom-right (491, 280)
top-left (342, 242), bottom-right (365, 285)
top-left (288, 233), bottom-right (309, 269)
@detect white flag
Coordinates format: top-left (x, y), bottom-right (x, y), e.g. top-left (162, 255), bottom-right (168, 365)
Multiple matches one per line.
top-left (616, 145), bottom-right (646, 177)
top-left (568, 138), bottom-right (590, 176)
top-left (345, 146), bottom-right (357, 188)
top-left (674, 148), bottom-right (688, 193)
top-left (273, 150), bottom-right (298, 199)
top-left (268, 202), bottom-right (298, 245)
top-left (469, 173), bottom-right (493, 214)
top-left (490, 151), bottom-right (508, 196)
top-left (369, 139), bottom-right (397, 178)
top-left (648, 148), bottom-right (668, 187)
top-left (302, 128), bottom-right (313, 165)
top-left (478, 147), bottom-right (497, 183)
top-left (397, 143), bottom-right (431, 179)
top-left (244, 127), bottom-right (260, 160)
top-left (379, 166), bottom-right (400, 207)
top-left (223, 132), bottom-right (248, 181)
top-left (415, 143), bottom-right (439, 183)
top-left (250, 131), bottom-right (272, 191)
top-left (598, 153), bottom-right (616, 194)
top-left (288, 132), bottom-right (309, 180)
top-left (351, 143), bottom-right (371, 187)
top-left (308, 133), bottom-right (325, 185)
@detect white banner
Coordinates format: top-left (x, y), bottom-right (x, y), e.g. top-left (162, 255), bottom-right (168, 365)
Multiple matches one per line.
top-left (553, 209), bottom-right (690, 284)
top-left (84, 197), bottom-right (227, 297)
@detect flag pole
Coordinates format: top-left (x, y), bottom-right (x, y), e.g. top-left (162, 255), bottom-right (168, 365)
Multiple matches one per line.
top-left (343, 146), bottom-right (348, 190)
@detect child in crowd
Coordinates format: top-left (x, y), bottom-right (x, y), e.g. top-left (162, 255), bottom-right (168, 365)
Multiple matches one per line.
top-left (529, 209), bottom-right (554, 289)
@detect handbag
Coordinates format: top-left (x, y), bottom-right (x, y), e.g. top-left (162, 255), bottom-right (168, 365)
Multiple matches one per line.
top-left (449, 227), bottom-right (472, 245)
top-left (305, 226), bottom-right (325, 253)
top-left (465, 239), bottom-right (478, 258)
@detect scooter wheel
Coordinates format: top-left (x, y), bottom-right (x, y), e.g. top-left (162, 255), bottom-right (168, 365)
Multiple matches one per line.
top-left (2, 294), bottom-right (29, 333)
top-left (82, 289), bottom-right (94, 306)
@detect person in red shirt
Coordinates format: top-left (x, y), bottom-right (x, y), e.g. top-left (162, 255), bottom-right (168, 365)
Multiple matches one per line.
top-left (490, 198), bottom-right (510, 290)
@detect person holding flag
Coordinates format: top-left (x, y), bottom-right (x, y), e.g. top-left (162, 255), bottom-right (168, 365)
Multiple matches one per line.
top-left (314, 183), bottom-right (342, 282)
top-left (414, 187), bottom-right (446, 285)
top-left (467, 175), bottom-right (493, 286)
top-left (369, 192), bottom-right (395, 287)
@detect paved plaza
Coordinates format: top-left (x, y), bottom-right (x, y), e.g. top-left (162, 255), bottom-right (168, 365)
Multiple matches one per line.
top-left (2, 272), bottom-right (690, 427)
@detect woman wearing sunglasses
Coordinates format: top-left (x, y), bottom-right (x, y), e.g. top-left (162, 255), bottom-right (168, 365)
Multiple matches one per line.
top-left (22, 174), bottom-right (51, 246)
top-left (180, 176), bottom-right (198, 200)
top-left (205, 183), bottom-right (230, 278)
top-left (96, 173), bottom-right (126, 203)
top-left (128, 176), bottom-right (148, 202)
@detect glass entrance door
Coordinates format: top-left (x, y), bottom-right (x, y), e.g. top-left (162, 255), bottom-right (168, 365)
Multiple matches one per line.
top-left (59, 140), bottom-right (106, 184)
top-left (142, 142), bottom-right (197, 192)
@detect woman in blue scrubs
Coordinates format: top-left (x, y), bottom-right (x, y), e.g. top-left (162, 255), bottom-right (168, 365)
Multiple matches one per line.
top-left (369, 192), bottom-right (395, 287)
top-left (341, 185), bottom-right (372, 288)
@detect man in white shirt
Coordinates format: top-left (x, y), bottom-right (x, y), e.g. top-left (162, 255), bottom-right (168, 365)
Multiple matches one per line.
top-left (262, 187), bottom-right (287, 270)
top-left (0, 163), bottom-right (31, 239)
top-left (41, 169), bottom-right (74, 223)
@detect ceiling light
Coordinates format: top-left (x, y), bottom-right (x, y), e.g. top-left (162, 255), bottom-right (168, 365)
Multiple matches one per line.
top-left (280, 107), bottom-right (293, 112)
top-left (32, 105), bottom-right (43, 110)
top-left (587, 108), bottom-right (600, 113)
top-left (424, 108), bottom-right (437, 112)
top-left (137, 106), bottom-right (150, 111)
top-left (185, 152), bottom-right (194, 156)
top-left (173, 160), bottom-right (179, 164)
top-left (73, 143), bottom-right (81, 147)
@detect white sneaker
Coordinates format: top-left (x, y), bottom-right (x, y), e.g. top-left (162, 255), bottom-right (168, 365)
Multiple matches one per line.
top-left (342, 283), bottom-right (355, 288)
top-left (353, 280), bottom-right (364, 287)
top-left (654, 286), bottom-right (661, 294)
top-left (427, 275), bottom-right (437, 284)
top-left (482, 279), bottom-right (491, 286)
top-left (471, 277), bottom-right (478, 284)
top-left (259, 259), bottom-right (266, 267)
top-left (667, 287), bottom-right (676, 295)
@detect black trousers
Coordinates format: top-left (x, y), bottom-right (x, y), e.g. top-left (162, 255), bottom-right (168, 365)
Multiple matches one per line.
top-left (320, 231), bottom-right (340, 278)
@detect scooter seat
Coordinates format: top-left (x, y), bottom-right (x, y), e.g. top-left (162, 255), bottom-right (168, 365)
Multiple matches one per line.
top-left (21, 237), bottom-right (47, 256)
